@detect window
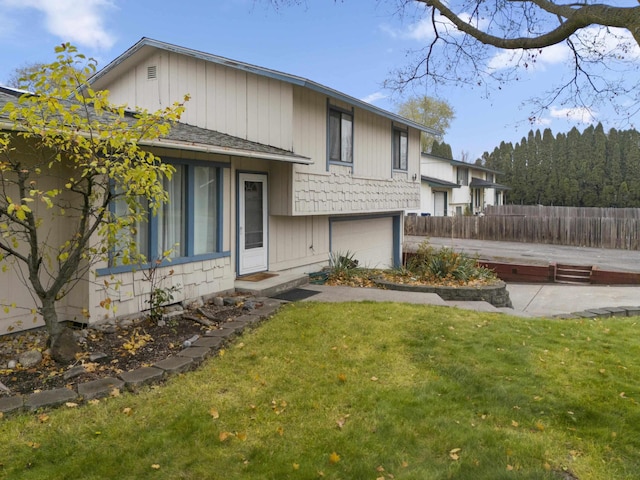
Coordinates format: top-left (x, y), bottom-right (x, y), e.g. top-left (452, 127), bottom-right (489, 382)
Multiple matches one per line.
top-left (328, 107), bottom-right (353, 164)
top-left (486, 172), bottom-right (494, 183)
top-left (158, 164), bottom-right (186, 258)
top-left (457, 167), bottom-right (469, 186)
top-left (193, 166), bottom-right (219, 255)
top-left (392, 128), bottom-right (408, 170)
top-left (109, 161), bottom-right (221, 268)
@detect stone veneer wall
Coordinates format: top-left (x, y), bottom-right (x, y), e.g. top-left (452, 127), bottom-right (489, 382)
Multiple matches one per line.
top-left (374, 278), bottom-right (513, 308)
top-left (294, 172), bottom-right (420, 214)
top-left (90, 256), bottom-right (234, 325)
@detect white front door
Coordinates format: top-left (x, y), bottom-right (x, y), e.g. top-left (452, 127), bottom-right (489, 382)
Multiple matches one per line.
top-left (238, 173), bottom-right (268, 275)
top-left (434, 191), bottom-right (446, 216)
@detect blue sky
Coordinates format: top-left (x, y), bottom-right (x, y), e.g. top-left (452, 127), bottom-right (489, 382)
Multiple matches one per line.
top-left (0, 0), bottom-right (637, 161)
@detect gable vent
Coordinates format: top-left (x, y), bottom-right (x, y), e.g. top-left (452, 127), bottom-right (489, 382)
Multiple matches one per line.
top-left (147, 65), bottom-right (157, 80)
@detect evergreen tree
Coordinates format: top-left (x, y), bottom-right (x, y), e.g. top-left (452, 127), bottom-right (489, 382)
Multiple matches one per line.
top-left (483, 124), bottom-right (640, 207)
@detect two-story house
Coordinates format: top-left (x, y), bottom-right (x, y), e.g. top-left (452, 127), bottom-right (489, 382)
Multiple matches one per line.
top-left (0, 38), bottom-right (436, 334)
top-left (419, 153), bottom-right (509, 216)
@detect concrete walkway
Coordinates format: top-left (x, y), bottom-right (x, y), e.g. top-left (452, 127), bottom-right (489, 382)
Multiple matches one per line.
top-left (295, 283), bottom-right (640, 318)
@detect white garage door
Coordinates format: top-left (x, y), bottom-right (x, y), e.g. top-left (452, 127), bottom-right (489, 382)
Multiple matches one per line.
top-left (331, 217), bottom-right (394, 269)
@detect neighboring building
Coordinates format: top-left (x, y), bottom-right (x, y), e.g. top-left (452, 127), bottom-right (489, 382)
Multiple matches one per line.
top-left (0, 38), bottom-right (436, 334)
top-left (419, 153), bottom-right (509, 216)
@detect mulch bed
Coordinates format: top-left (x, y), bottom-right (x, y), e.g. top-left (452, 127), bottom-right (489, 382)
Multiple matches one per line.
top-left (0, 301), bottom-right (250, 397)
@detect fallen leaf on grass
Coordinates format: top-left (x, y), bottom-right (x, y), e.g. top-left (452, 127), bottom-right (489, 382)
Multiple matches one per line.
top-left (210, 408), bottom-right (220, 419)
top-left (151, 464), bottom-right (160, 470)
top-left (511, 420), bottom-right (519, 427)
top-left (293, 463), bottom-right (300, 470)
top-left (122, 407), bottom-right (133, 416)
top-left (38, 413), bottom-right (49, 423)
top-left (449, 448), bottom-right (461, 460)
top-left (219, 431), bottom-right (232, 442)
top-left (65, 402), bottom-right (78, 408)
top-left (337, 373), bottom-right (347, 382)
top-left (329, 452), bottom-right (341, 464)
top-left (336, 414), bottom-right (350, 429)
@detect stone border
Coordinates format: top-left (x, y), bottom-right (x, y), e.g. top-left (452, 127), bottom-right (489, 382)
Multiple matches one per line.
top-left (0, 297), bottom-right (285, 416)
top-left (374, 278), bottom-right (513, 308)
top-left (553, 306), bottom-right (640, 319)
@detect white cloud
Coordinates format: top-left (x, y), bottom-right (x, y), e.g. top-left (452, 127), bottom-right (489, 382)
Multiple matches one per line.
top-left (382, 11), bottom-right (486, 42)
top-left (1, 0), bottom-right (116, 49)
top-left (549, 106), bottom-right (597, 124)
top-left (488, 43), bottom-right (571, 71)
top-left (361, 91), bottom-right (387, 104)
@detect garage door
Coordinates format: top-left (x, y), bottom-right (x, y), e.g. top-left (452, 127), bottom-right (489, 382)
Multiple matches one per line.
top-left (330, 217), bottom-right (395, 269)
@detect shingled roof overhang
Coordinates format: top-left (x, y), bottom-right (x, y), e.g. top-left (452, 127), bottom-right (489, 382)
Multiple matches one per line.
top-left (469, 177), bottom-right (511, 190)
top-left (146, 119), bottom-right (311, 164)
top-left (90, 38), bottom-right (441, 137)
top-left (0, 87), bottom-right (311, 165)
top-left (420, 176), bottom-right (460, 188)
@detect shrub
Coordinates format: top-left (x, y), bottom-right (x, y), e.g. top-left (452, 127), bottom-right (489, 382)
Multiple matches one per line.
top-left (405, 240), bottom-right (497, 284)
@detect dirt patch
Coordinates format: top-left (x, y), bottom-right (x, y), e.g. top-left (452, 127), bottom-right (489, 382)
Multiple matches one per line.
top-left (0, 300), bottom-right (252, 397)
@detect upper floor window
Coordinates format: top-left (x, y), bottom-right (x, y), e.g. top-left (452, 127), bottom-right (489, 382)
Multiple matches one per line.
top-left (457, 167), bottom-right (469, 186)
top-left (392, 128), bottom-right (408, 171)
top-left (328, 107), bottom-right (353, 164)
top-left (486, 172), bottom-right (494, 183)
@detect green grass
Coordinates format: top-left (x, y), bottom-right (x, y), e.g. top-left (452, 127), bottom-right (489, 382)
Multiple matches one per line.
top-left (1, 302), bottom-right (640, 479)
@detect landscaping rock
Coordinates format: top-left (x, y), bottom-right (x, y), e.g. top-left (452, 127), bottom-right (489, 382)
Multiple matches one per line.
top-left (50, 328), bottom-right (82, 364)
top-left (18, 350), bottom-right (43, 368)
top-left (212, 296), bottom-right (225, 307)
top-left (63, 365), bottom-right (86, 380)
top-left (89, 352), bottom-right (108, 363)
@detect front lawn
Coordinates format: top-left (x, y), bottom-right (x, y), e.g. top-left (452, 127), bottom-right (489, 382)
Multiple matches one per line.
top-left (1, 302), bottom-right (639, 479)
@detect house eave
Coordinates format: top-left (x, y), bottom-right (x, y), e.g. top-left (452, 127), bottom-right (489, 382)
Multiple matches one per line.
top-left (90, 37), bottom-right (441, 136)
top-left (143, 138), bottom-right (313, 164)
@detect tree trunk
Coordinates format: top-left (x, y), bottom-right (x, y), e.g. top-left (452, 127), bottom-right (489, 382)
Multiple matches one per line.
top-left (41, 296), bottom-right (80, 364)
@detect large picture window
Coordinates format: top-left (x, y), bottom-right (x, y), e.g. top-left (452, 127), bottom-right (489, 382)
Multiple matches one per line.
top-left (109, 161), bottom-right (221, 268)
top-left (392, 128), bottom-right (408, 171)
top-left (328, 107), bottom-right (353, 164)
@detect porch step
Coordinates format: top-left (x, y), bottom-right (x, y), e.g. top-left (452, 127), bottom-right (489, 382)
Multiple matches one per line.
top-left (235, 273), bottom-right (309, 297)
top-left (555, 264), bottom-right (592, 284)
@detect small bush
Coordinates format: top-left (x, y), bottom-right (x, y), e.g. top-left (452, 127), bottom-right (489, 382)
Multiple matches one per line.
top-left (405, 240), bottom-right (497, 285)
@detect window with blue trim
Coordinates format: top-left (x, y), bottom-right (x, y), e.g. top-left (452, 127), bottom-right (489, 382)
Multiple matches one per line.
top-left (328, 106), bottom-right (353, 164)
top-left (110, 161), bottom-right (221, 267)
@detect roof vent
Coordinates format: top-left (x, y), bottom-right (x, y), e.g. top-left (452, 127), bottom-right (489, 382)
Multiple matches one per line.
top-left (147, 65), bottom-right (157, 80)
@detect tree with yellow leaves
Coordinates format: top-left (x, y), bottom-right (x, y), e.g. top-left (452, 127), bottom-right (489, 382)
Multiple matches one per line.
top-left (0, 44), bottom-right (188, 362)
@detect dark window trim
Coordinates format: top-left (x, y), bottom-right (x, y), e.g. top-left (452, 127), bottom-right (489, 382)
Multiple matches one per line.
top-left (326, 101), bottom-right (354, 169)
top-left (392, 126), bottom-right (408, 172)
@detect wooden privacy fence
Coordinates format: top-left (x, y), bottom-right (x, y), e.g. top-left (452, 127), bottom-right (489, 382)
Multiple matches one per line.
top-left (485, 205), bottom-right (640, 219)
top-left (405, 211), bottom-right (640, 250)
